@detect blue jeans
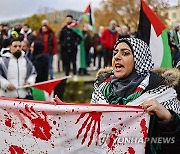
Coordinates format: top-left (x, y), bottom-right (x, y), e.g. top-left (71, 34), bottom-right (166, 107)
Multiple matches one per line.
top-left (47, 54), bottom-right (54, 79)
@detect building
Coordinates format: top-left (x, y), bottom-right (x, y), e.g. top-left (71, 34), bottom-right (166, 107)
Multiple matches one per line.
top-left (46, 9), bottom-right (82, 24)
top-left (165, 0), bottom-right (180, 27)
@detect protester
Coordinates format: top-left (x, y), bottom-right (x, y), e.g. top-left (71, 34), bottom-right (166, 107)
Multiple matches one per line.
top-left (59, 15), bottom-right (82, 79)
top-left (0, 38), bottom-right (11, 56)
top-left (169, 23), bottom-right (180, 50)
top-left (92, 26), bottom-right (104, 69)
top-left (36, 21), bottom-right (57, 80)
top-left (101, 20), bottom-right (118, 67)
top-left (90, 37), bottom-right (179, 153)
top-left (117, 25), bottom-right (130, 39)
top-left (30, 40), bottom-right (49, 83)
top-left (129, 26), bottom-right (142, 39)
top-left (21, 40), bottom-right (32, 60)
top-left (170, 43), bottom-right (180, 67)
top-left (0, 38), bottom-right (37, 99)
top-left (79, 23), bottom-right (91, 75)
top-left (20, 24), bottom-right (34, 44)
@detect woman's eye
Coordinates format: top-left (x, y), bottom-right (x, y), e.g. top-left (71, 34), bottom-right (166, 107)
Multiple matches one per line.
top-left (121, 51), bottom-right (130, 56)
top-left (113, 51), bottom-right (118, 56)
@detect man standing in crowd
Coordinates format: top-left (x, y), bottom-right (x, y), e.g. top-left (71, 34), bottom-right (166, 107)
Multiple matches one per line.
top-left (59, 15), bottom-right (82, 79)
top-left (20, 24), bottom-right (35, 45)
top-left (101, 20), bottom-right (118, 67)
top-left (0, 38), bottom-right (37, 99)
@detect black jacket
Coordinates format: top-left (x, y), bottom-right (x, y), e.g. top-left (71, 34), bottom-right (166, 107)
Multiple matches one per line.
top-left (59, 26), bottom-right (82, 51)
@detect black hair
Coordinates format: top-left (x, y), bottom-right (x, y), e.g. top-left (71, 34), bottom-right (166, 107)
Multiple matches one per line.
top-left (66, 14), bottom-right (73, 19)
top-left (1, 38), bottom-right (11, 48)
top-left (32, 40), bottom-right (44, 55)
top-left (23, 24), bottom-right (29, 28)
top-left (10, 37), bottom-right (21, 45)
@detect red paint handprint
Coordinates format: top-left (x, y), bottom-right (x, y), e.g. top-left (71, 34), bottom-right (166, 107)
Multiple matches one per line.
top-left (106, 128), bottom-right (120, 151)
top-left (75, 111), bottom-right (102, 147)
top-left (140, 118), bottom-right (148, 142)
top-left (9, 145), bottom-right (24, 154)
top-left (19, 104), bottom-right (52, 141)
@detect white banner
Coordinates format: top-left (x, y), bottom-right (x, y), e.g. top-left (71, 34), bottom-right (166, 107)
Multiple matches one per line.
top-left (0, 97), bottom-right (150, 154)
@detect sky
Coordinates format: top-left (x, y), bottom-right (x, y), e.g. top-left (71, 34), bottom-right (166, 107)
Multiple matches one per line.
top-left (0, 0), bottom-right (102, 22)
top-left (0, 0), bottom-right (178, 23)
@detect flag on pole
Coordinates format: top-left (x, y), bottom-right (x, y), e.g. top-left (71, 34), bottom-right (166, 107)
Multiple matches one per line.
top-left (27, 76), bottom-right (70, 101)
top-left (82, 4), bottom-right (96, 31)
top-left (138, 0), bottom-right (172, 67)
top-left (0, 97), bottom-right (150, 153)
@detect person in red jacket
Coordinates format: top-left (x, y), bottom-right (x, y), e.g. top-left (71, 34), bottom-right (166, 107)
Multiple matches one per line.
top-left (101, 20), bottom-right (118, 67)
top-left (36, 20), bottom-right (57, 80)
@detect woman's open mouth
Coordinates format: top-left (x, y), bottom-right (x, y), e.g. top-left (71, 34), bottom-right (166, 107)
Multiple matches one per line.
top-left (115, 63), bottom-right (124, 71)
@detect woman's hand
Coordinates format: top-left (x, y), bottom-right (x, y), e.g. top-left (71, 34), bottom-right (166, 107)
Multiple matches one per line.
top-left (141, 99), bottom-right (172, 121)
top-left (52, 95), bottom-right (63, 105)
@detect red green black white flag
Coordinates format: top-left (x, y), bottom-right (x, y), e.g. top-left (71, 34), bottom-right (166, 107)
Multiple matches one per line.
top-left (138, 0), bottom-right (172, 67)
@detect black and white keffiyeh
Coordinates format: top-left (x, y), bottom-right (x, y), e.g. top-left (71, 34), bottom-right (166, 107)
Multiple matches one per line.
top-left (114, 38), bottom-right (154, 76)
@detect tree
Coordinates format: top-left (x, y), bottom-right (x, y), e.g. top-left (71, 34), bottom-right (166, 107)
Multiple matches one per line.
top-left (94, 0), bottom-right (170, 29)
top-left (24, 14), bottom-right (47, 31)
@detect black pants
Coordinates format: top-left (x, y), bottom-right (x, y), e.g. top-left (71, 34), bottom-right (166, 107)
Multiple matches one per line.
top-left (61, 49), bottom-right (77, 76)
top-left (103, 48), bottom-right (113, 67)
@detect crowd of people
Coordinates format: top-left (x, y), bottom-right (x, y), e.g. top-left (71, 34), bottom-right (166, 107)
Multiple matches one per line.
top-left (0, 15), bottom-right (180, 99)
top-left (0, 14), bottom-right (180, 154)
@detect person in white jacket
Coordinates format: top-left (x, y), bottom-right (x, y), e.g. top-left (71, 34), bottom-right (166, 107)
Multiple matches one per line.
top-left (0, 38), bottom-right (37, 99)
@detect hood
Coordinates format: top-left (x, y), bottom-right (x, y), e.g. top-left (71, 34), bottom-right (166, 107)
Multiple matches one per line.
top-left (2, 50), bottom-right (25, 58)
top-left (153, 68), bottom-right (180, 87)
top-left (33, 40), bottom-right (44, 56)
top-left (96, 67), bottom-right (180, 87)
top-left (20, 28), bottom-right (32, 35)
top-left (0, 48), bottom-right (10, 56)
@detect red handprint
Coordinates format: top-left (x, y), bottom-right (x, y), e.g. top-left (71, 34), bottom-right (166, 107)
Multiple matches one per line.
top-left (9, 145), bottom-right (24, 154)
top-left (106, 127), bottom-right (121, 151)
top-left (75, 111), bottom-right (102, 147)
top-left (19, 104), bottom-right (52, 141)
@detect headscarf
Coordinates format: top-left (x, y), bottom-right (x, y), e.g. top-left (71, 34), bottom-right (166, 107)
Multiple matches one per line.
top-left (33, 41), bottom-right (44, 56)
top-left (104, 38), bottom-right (154, 104)
top-left (114, 38), bottom-right (154, 76)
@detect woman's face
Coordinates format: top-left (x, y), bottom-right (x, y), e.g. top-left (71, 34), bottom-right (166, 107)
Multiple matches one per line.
top-left (112, 42), bottom-right (134, 79)
top-left (30, 42), bottom-right (34, 53)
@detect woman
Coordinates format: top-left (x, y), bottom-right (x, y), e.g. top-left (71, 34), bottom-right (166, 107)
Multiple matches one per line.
top-left (90, 38), bottom-right (180, 153)
top-left (30, 40), bottom-right (49, 83)
top-left (53, 38), bottom-right (180, 153)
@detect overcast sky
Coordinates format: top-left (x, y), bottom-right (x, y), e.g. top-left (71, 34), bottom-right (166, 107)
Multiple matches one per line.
top-left (0, 0), bottom-right (102, 22)
top-left (0, 0), bottom-right (178, 23)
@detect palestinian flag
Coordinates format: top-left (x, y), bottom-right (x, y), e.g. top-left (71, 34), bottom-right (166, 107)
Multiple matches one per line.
top-left (138, 0), bottom-right (172, 67)
top-left (30, 76), bottom-right (70, 101)
top-left (82, 4), bottom-right (96, 31)
top-left (67, 21), bottom-right (86, 69)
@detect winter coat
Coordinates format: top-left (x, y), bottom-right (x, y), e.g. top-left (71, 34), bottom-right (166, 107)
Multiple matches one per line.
top-left (31, 40), bottom-right (49, 83)
top-left (37, 26), bottom-right (58, 55)
top-left (59, 26), bottom-right (82, 52)
top-left (0, 51), bottom-right (37, 98)
top-left (91, 67), bottom-right (180, 154)
top-left (32, 54), bottom-right (49, 83)
top-left (100, 29), bottom-right (118, 50)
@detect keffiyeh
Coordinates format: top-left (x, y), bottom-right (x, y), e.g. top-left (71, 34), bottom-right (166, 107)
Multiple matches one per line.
top-left (114, 38), bottom-right (154, 76)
